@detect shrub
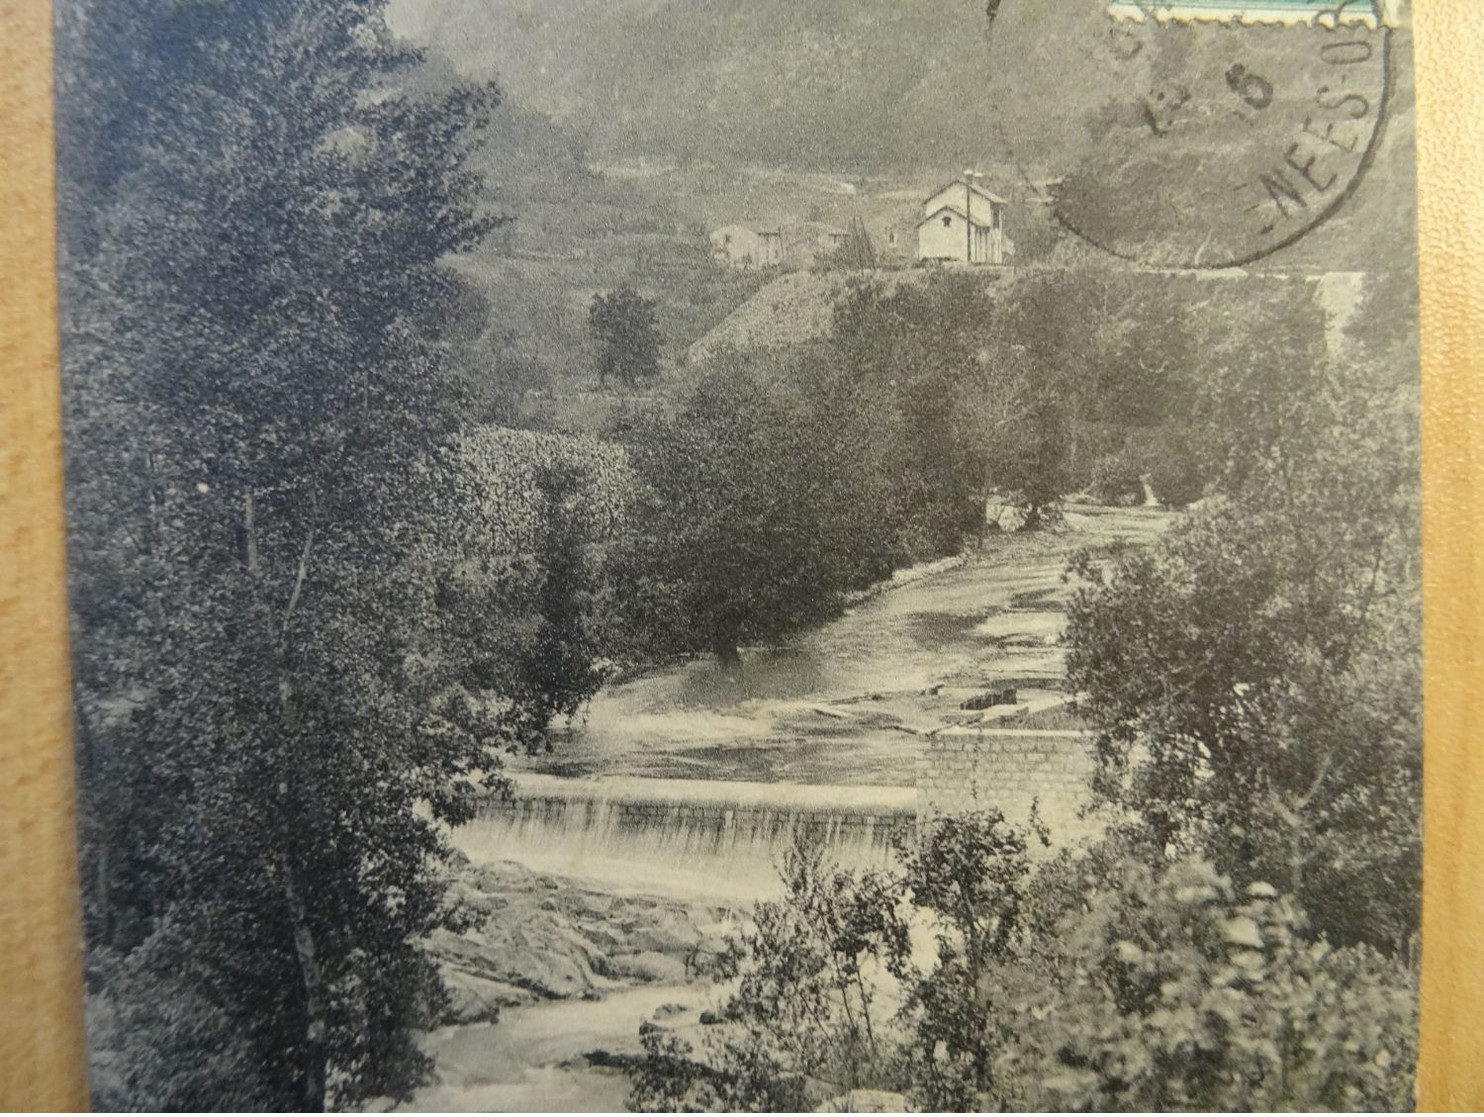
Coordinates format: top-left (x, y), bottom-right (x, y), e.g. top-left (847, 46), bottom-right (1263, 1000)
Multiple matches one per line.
top-left (590, 286), bottom-right (662, 388)
top-left (1065, 398), bottom-right (1421, 950)
top-left (628, 826), bottom-right (1419, 1113)
top-left (1145, 432), bottom-right (1205, 508)
top-left (1007, 850), bottom-right (1417, 1112)
top-left (1088, 448), bottom-right (1147, 506)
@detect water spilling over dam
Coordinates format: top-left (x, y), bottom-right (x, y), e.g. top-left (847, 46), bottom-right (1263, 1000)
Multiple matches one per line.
top-left (455, 774), bottom-right (918, 900)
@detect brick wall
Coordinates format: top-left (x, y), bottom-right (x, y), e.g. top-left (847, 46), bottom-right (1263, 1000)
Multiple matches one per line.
top-left (916, 730), bottom-right (1095, 820)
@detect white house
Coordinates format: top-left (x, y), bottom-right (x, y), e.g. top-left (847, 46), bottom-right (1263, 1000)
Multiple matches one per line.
top-left (709, 224), bottom-right (783, 269)
top-left (916, 180), bottom-right (1012, 265)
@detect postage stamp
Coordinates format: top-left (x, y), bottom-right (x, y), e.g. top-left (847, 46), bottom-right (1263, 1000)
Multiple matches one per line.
top-left (987, 1), bottom-right (1393, 267)
top-left (1104, 0), bottom-right (1398, 27)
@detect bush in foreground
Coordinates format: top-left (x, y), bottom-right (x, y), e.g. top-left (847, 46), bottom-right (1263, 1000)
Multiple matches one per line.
top-left (628, 818), bottom-right (1417, 1113)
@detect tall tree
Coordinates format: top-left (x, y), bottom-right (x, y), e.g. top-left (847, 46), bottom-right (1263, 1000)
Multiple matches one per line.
top-left (589, 286), bottom-right (662, 388)
top-left (614, 355), bottom-right (890, 677)
top-left (1064, 369), bottom-right (1421, 949)
top-left (57, 0), bottom-right (505, 1107)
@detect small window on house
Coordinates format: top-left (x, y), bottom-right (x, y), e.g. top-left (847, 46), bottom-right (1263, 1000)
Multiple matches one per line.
top-left (888, 231), bottom-right (897, 245)
top-left (724, 234), bottom-right (732, 245)
top-left (942, 215), bottom-right (953, 227)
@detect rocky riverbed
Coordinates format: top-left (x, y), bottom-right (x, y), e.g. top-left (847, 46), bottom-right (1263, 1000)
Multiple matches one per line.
top-left (387, 859), bottom-right (740, 1111)
top-left (393, 505), bottom-right (1175, 1110)
top-left (429, 858), bottom-right (740, 1023)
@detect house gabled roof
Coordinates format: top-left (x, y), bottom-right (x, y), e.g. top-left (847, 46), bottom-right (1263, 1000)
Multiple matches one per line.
top-left (915, 203), bottom-right (993, 230)
top-left (925, 180), bottom-right (1008, 207)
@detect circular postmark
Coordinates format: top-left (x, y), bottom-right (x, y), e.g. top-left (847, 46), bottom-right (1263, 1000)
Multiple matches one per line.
top-left (983, 2), bottom-right (1392, 269)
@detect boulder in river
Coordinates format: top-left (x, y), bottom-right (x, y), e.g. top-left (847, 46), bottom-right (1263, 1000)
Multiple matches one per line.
top-left (427, 859), bottom-right (734, 1015)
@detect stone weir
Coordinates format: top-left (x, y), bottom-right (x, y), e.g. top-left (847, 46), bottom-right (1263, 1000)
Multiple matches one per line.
top-left (456, 775), bottom-right (918, 901)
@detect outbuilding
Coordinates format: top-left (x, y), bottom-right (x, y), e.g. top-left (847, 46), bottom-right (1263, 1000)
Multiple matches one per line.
top-left (709, 224), bottom-right (783, 269)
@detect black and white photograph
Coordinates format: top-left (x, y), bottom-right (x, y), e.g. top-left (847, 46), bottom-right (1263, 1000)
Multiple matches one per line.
top-left (55, 0), bottom-right (1422, 1109)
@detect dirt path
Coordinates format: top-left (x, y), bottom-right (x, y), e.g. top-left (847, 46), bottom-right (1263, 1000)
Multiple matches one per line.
top-left (514, 505), bottom-right (1173, 787)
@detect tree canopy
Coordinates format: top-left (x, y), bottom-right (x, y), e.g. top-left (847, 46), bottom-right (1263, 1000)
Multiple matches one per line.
top-left (590, 286), bottom-right (663, 388)
top-left (630, 819), bottom-right (1417, 1112)
top-left (610, 354), bottom-right (893, 674)
top-left (1065, 370), bottom-right (1421, 949)
top-left (58, 0), bottom-right (510, 1107)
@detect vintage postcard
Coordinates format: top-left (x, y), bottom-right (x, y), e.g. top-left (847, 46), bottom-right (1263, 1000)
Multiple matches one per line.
top-left (54, 0), bottom-right (1421, 1110)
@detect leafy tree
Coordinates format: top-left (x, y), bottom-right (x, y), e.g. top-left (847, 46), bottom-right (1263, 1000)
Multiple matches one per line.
top-left (630, 826), bottom-right (1418, 1113)
top-left (1065, 374), bottom-right (1421, 949)
top-left (590, 286), bottom-right (662, 388)
top-left (988, 266), bottom-right (1329, 502)
top-left (1143, 429), bottom-right (1204, 508)
top-left (613, 355), bottom-right (891, 676)
top-left (1088, 447), bottom-right (1147, 507)
top-left (631, 838), bottom-right (907, 1112)
top-left (1005, 852), bottom-right (1417, 1112)
top-left (826, 278), bottom-right (1015, 546)
top-left (497, 460), bottom-right (616, 747)
top-left (84, 933), bottom-right (267, 1111)
top-left (432, 427), bottom-right (628, 753)
top-left (888, 810), bottom-right (1047, 1109)
top-left (993, 267), bottom-right (1190, 487)
top-left (57, 0), bottom-right (509, 1107)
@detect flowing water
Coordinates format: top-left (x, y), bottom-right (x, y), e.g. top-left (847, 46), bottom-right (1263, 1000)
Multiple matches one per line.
top-left (403, 983), bottom-right (709, 1113)
top-left (407, 777), bottom-right (913, 1111)
top-left (410, 509), bottom-right (1172, 1110)
top-left (455, 774), bottom-right (918, 901)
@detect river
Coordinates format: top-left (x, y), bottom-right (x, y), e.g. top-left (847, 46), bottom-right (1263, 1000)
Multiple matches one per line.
top-left (391, 505), bottom-right (1171, 1111)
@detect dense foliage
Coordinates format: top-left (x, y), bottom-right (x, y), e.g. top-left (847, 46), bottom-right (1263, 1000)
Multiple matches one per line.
top-left (595, 268), bottom-right (1336, 682)
top-left (55, 0), bottom-right (546, 1108)
top-left (1066, 355), bottom-right (1421, 950)
top-left (625, 267), bottom-right (1419, 1111)
top-left (1007, 843), bottom-right (1417, 1112)
top-left (590, 286), bottom-right (664, 388)
top-left (608, 354), bottom-right (895, 672)
top-left (814, 268), bottom-right (1332, 520)
top-left (630, 818), bottom-right (1417, 1112)
top-left (443, 427), bottom-right (631, 750)
top-left (1088, 448), bottom-right (1147, 508)
top-left (56, 0), bottom-right (1416, 1104)
top-left (826, 276), bottom-right (1066, 534)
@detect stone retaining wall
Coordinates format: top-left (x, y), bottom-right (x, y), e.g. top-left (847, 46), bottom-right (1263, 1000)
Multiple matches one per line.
top-left (917, 730), bottom-right (1095, 817)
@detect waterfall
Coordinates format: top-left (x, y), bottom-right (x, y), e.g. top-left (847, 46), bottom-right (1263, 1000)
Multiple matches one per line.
top-left (454, 775), bottom-right (917, 901)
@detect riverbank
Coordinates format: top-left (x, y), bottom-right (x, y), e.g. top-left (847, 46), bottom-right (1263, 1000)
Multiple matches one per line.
top-left (380, 858), bottom-right (736, 1111)
top-left (398, 505), bottom-right (1175, 1110)
top-left (512, 504), bottom-right (1173, 788)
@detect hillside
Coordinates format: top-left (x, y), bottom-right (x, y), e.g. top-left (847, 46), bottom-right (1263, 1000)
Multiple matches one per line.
top-left (405, 0), bottom-right (1417, 430)
top-left (685, 268), bottom-right (1006, 365)
top-left (391, 0), bottom-right (1415, 277)
top-left (387, 0), bottom-right (1006, 172)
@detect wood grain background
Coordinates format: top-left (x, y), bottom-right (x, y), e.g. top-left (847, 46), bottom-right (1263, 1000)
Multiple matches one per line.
top-left (2, 0), bottom-right (1479, 1110)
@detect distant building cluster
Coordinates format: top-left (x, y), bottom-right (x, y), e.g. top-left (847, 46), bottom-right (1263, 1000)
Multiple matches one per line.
top-left (709, 176), bottom-right (1016, 271)
top-left (708, 222), bottom-right (850, 271)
